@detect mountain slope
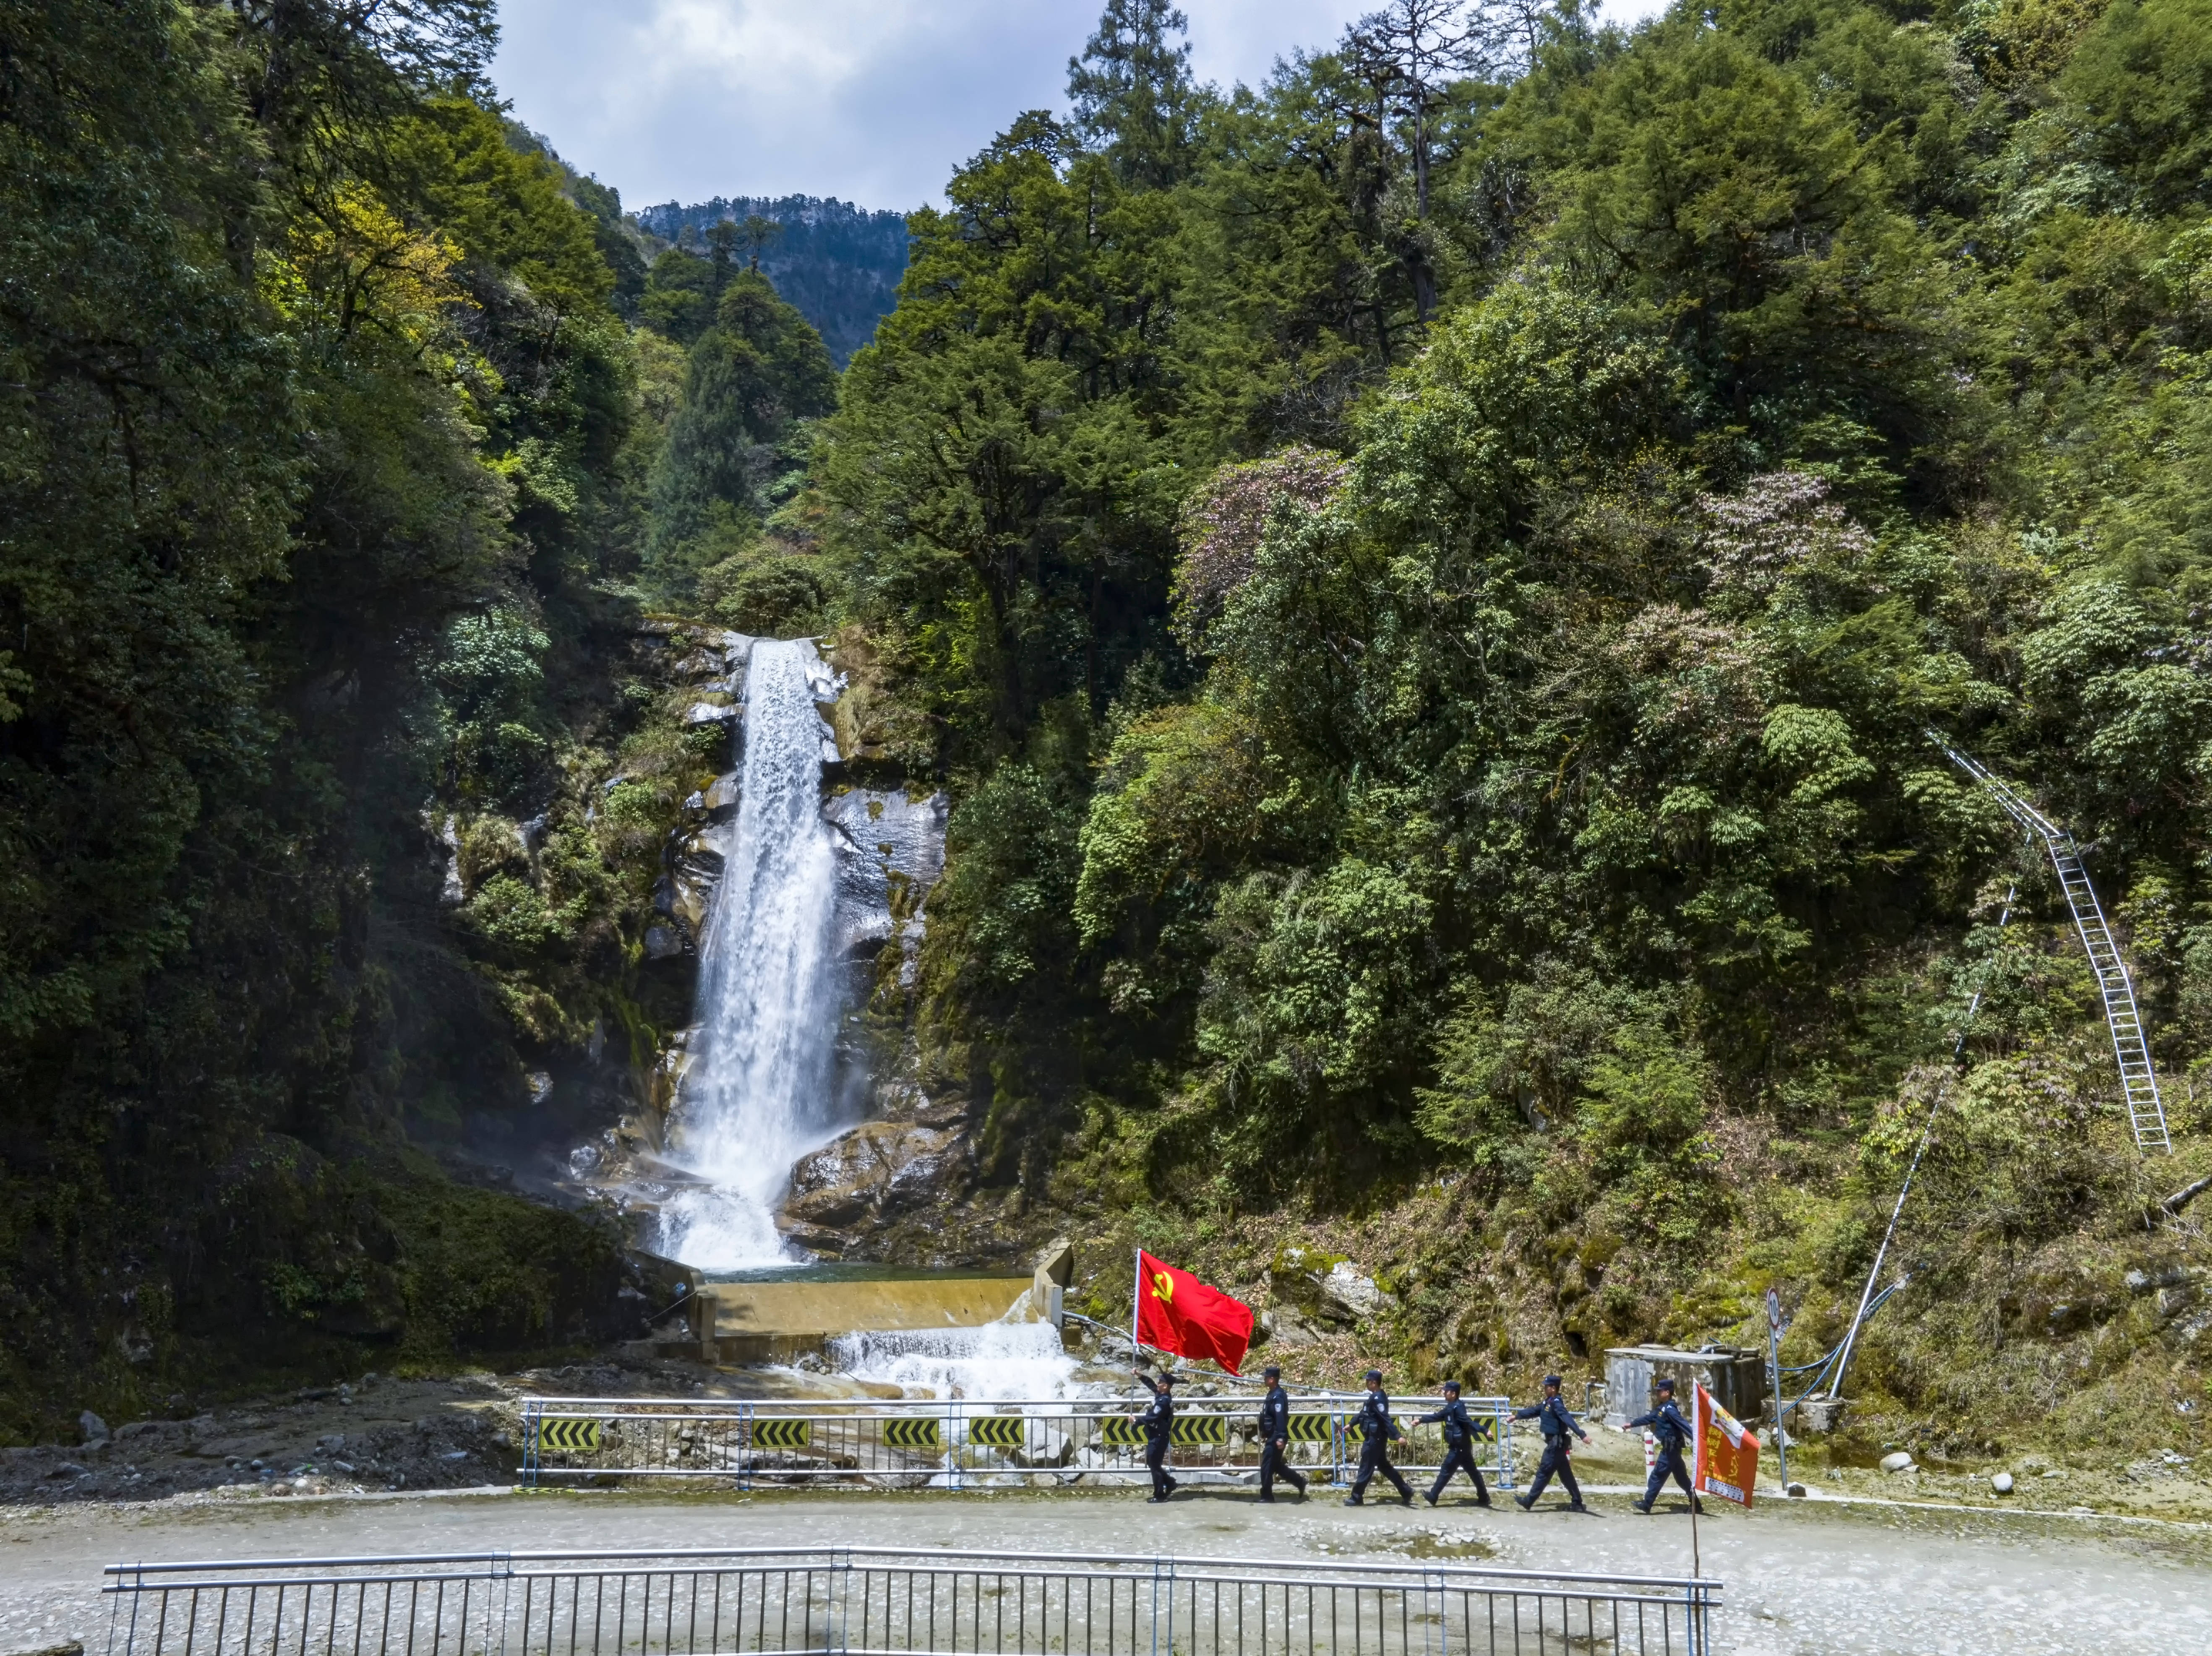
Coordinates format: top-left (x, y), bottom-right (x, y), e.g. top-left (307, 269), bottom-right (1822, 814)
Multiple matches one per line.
top-left (637, 196), bottom-right (911, 366)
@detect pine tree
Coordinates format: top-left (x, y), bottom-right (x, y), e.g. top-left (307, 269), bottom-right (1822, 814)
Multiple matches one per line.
top-left (1067, 0), bottom-right (1199, 190)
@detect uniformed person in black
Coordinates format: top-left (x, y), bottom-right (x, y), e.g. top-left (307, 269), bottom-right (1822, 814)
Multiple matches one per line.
top-left (1343, 1368), bottom-right (1414, 1506)
top-left (1625, 1377), bottom-right (1702, 1514)
top-left (1511, 1375), bottom-right (1591, 1512)
top-left (1416, 1380), bottom-right (1493, 1507)
top-left (1257, 1364), bottom-right (1307, 1502)
top-left (1135, 1368), bottom-right (1178, 1502)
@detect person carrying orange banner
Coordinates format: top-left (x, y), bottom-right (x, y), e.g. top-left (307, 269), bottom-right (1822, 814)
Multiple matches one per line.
top-left (1132, 1249), bottom-right (1255, 1376)
top-left (1692, 1381), bottom-right (1759, 1510)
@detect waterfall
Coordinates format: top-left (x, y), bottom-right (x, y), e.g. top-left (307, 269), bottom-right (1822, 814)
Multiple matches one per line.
top-left (824, 1323), bottom-right (1082, 1401)
top-left (659, 639), bottom-right (844, 1269)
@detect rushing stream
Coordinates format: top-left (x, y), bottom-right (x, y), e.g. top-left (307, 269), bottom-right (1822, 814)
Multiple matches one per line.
top-left (659, 640), bottom-right (846, 1269)
top-left (827, 1323), bottom-right (1082, 1400)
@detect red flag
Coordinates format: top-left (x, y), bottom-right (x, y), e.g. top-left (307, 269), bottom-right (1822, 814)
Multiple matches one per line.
top-left (1135, 1250), bottom-right (1255, 1377)
top-left (1692, 1382), bottom-right (1759, 1509)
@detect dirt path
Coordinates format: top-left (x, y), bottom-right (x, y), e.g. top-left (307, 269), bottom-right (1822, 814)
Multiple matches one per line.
top-left (1, 1482), bottom-right (2200, 1656)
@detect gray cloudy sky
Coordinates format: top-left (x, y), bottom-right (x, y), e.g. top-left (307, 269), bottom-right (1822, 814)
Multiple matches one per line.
top-left (491, 0), bottom-right (1665, 213)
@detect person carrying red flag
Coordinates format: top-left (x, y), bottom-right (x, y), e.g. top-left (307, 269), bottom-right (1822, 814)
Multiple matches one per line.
top-left (1132, 1368), bottom-right (1178, 1501)
top-left (1133, 1250), bottom-right (1255, 1375)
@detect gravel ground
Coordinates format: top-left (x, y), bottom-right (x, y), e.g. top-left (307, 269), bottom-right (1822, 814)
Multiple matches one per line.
top-left (1, 1479), bottom-right (2202, 1656)
top-left (4, 1367), bottom-right (2202, 1654)
top-left (0, 1361), bottom-right (887, 1508)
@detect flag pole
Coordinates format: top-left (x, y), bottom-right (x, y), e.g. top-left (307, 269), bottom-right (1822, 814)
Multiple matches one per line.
top-left (1130, 1248), bottom-right (1142, 1362)
top-left (1689, 1384), bottom-right (1704, 1584)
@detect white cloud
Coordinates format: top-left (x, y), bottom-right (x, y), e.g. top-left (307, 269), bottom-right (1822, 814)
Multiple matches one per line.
top-left (491, 0), bottom-right (1675, 211)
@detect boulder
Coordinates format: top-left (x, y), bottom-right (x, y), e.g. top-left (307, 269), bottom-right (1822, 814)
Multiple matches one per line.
top-left (1322, 1262), bottom-right (1382, 1320)
top-left (1879, 1451), bottom-right (1915, 1474)
top-left (78, 1411), bottom-right (109, 1445)
top-left (674, 650), bottom-right (724, 680)
top-left (1992, 1472), bottom-right (2014, 1494)
top-left (1257, 1306), bottom-right (1321, 1349)
top-left (781, 1120), bottom-right (970, 1243)
top-left (1267, 1245), bottom-right (1383, 1326)
top-left (1795, 1396), bottom-right (1847, 1433)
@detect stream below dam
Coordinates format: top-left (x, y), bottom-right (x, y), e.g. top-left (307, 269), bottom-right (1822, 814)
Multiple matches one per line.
top-left (1, 1484), bottom-right (2200, 1655)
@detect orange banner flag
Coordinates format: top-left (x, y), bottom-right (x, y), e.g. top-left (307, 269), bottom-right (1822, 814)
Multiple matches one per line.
top-left (1693, 1382), bottom-right (1759, 1509)
top-left (1135, 1250), bottom-right (1255, 1377)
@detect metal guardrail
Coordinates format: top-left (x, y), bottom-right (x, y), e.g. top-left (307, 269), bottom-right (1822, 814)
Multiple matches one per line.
top-left (103, 1546), bottom-right (1720, 1656)
top-left (516, 1396), bottom-right (1519, 1492)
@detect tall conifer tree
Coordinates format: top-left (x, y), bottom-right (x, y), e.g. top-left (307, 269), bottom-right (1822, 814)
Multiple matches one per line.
top-left (1067, 0), bottom-right (1199, 189)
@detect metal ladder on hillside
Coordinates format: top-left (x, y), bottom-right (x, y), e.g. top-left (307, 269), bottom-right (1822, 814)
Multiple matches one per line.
top-left (1932, 734), bottom-right (2173, 1154)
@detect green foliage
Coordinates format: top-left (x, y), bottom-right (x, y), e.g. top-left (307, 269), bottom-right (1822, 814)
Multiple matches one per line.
top-left (2055, 0), bottom-right (2212, 216)
top-left (644, 268), bottom-right (838, 604)
top-left (822, 109), bottom-right (1186, 752)
top-left (1575, 1026), bottom-right (1727, 1246)
top-left (0, 0), bottom-right (669, 1422)
top-left (816, 0), bottom-right (2212, 1380)
top-left (637, 196), bottom-right (913, 366)
top-left (642, 247), bottom-right (717, 344)
top-left (1068, 0), bottom-right (1204, 188)
top-left (13, 0), bottom-right (2212, 1448)
top-left (699, 549), bottom-right (839, 636)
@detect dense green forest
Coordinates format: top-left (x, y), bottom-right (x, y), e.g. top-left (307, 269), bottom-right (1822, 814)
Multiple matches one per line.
top-left (814, 0), bottom-right (2212, 1448)
top-left (4, 0), bottom-right (2211, 1457)
top-left (636, 197), bottom-right (913, 366)
top-left (0, 0), bottom-right (833, 1432)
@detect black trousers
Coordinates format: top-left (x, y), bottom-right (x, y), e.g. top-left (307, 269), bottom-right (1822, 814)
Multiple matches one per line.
top-left (1351, 1436), bottom-right (1412, 1501)
top-left (1523, 1439), bottom-right (1582, 1505)
top-left (1260, 1437), bottom-right (1307, 1498)
top-left (1428, 1441), bottom-right (1489, 1503)
top-left (1145, 1437), bottom-right (1173, 1498)
top-left (1642, 1445), bottom-right (1694, 1508)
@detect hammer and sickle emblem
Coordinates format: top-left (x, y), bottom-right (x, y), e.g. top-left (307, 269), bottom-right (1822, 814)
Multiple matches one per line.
top-left (1151, 1270), bottom-right (1174, 1302)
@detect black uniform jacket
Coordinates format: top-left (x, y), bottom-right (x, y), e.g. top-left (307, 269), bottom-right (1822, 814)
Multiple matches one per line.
top-left (1258, 1385), bottom-right (1292, 1440)
top-left (1416, 1398), bottom-right (1492, 1446)
top-left (1358, 1390), bottom-right (1402, 1442)
top-left (1513, 1394), bottom-right (1583, 1442)
top-left (1138, 1379), bottom-right (1175, 1445)
top-left (1626, 1398), bottom-right (1692, 1452)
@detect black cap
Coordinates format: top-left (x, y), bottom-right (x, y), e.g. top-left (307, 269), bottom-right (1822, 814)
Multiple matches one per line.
top-left (1441, 1379), bottom-right (1461, 1393)
top-left (1543, 1374), bottom-right (1562, 1388)
top-left (1654, 1377), bottom-right (1676, 1393)
top-left (1364, 1368), bottom-right (1384, 1383)
top-left (1263, 1364), bottom-right (1281, 1378)
top-left (1157, 1370), bottom-right (1175, 1384)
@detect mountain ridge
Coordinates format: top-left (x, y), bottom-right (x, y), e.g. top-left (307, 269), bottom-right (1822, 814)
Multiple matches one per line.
top-left (636, 195), bottom-right (911, 367)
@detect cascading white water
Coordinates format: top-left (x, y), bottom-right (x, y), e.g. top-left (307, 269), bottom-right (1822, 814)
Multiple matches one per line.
top-left (659, 640), bottom-right (844, 1269)
top-left (825, 1321), bottom-right (1083, 1401)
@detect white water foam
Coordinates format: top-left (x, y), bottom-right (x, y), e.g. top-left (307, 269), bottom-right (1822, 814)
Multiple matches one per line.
top-left (658, 640), bottom-right (847, 1270)
top-left (827, 1320), bottom-right (1083, 1401)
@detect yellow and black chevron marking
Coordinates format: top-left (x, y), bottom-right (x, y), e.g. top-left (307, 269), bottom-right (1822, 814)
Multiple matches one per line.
top-left (1285, 1415), bottom-right (1336, 1443)
top-left (1099, 1417), bottom-right (1148, 1448)
top-left (537, 1419), bottom-right (603, 1454)
top-left (882, 1417), bottom-right (942, 1450)
top-left (749, 1418), bottom-right (811, 1450)
top-left (968, 1416), bottom-right (1028, 1449)
top-left (1171, 1415), bottom-right (1227, 1447)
